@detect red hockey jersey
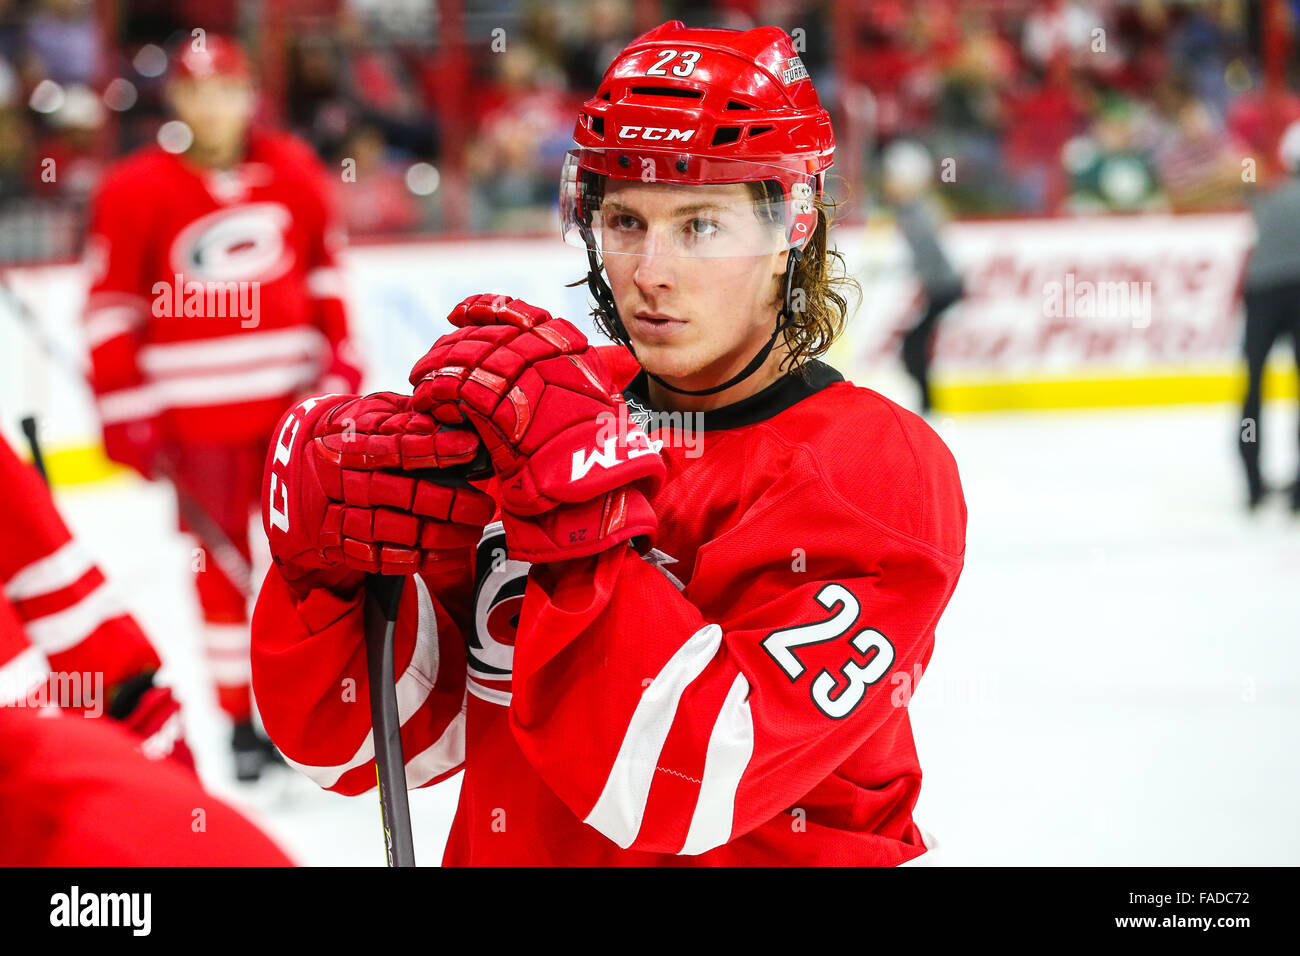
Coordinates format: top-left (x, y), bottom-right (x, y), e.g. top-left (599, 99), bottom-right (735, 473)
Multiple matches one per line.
top-left (251, 352), bottom-right (967, 865)
top-left (0, 703), bottom-right (291, 865)
top-left (82, 128), bottom-right (361, 445)
top-left (0, 433), bottom-right (161, 712)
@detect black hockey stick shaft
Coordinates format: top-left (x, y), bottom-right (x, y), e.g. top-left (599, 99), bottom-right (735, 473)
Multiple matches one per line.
top-left (364, 573), bottom-right (416, 867)
top-left (20, 416), bottom-right (49, 485)
top-left (359, 461), bottom-right (486, 867)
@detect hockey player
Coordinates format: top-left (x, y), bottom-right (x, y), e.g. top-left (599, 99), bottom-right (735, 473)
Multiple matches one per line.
top-left (81, 35), bottom-right (362, 778)
top-left (882, 139), bottom-right (965, 416)
top-left (252, 22), bottom-right (966, 864)
top-left (1238, 120), bottom-right (1300, 512)
top-left (0, 431), bottom-right (192, 769)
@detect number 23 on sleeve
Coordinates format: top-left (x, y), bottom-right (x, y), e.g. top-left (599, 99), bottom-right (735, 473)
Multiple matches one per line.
top-left (760, 583), bottom-right (896, 720)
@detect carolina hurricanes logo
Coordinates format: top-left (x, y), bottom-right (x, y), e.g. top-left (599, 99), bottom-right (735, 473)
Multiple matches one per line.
top-left (467, 525), bottom-right (687, 707)
top-left (168, 202), bottom-right (295, 282)
top-left (468, 523), bottom-right (526, 706)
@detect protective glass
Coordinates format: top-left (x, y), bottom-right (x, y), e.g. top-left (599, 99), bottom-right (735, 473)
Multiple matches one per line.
top-left (560, 149), bottom-right (817, 259)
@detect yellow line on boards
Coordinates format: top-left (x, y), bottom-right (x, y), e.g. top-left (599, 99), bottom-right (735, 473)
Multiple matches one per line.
top-left (932, 367), bottom-right (1298, 413)
top-left (22, 445), bottom-right (131, 487)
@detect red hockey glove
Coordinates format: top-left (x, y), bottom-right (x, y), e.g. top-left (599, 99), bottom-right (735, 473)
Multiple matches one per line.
top-left (263, 391), bottom-right (495, 597)
top-left (408, 294), bottom-right (665, 564)
top-left (107, 672), bottom-right (196, 771)
top-left (102, 417), bottom-right (159, 480)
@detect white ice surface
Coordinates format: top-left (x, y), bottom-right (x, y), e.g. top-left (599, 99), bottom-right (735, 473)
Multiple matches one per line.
top-left (50, 397), bottom-right (1300, 865)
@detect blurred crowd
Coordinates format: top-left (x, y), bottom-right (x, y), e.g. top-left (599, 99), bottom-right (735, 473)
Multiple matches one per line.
top-left (852, 0), bottom-right (1300, 216)
top-left (0, 0), bottom-right (1298, 262)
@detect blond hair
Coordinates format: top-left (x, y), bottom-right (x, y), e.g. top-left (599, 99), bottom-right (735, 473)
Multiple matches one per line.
top-left (773, 191), bottom-right (859, 377)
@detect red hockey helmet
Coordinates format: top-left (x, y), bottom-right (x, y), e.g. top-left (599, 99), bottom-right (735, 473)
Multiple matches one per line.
top-left (561, 21), bottom-right (834, 259)
top-left (169, 34), bottom-right (252, 81)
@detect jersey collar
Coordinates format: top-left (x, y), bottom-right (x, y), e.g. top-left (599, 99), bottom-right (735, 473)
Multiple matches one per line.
top-left (622, 360), bottom-right (843, 432)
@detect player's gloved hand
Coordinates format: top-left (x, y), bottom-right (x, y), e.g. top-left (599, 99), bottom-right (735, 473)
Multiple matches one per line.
top-left (102, 417), bottom-right (159, 480)
top-left (106, 672), bottom-right (196, 771)
top-left (263, 391), bottom-right (496, 598)
top-left (408, 294), bottom-right (665, 564)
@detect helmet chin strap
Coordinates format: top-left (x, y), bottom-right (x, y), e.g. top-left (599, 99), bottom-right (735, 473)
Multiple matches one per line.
top-left (587, 247), bottom-right (803, 398)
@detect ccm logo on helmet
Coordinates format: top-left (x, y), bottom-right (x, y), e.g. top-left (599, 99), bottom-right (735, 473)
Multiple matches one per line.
top-left (617, 126), bottom-right (695, 143)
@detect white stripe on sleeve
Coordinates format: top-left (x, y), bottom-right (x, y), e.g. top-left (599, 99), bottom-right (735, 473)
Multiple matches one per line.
top-left (404, 702), bottom-right (468, 787)
top-left (583, 622), bottom-right (724, 849)
top-left (4, 541), bottom-right (95, 602)
top-left (281, 574), bottom-right (449, 790)
top-left (22, 581), bottom-right (127, 656)
top-left (679, 671), bottom-right (754, 855)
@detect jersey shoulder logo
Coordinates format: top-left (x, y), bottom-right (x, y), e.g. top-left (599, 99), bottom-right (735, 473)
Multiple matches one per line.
top-left (468, 522), bottom-right (526, 706)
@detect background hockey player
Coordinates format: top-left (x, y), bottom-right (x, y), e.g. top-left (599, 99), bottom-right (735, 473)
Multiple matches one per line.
top-left (80, 35), bottom-right (363, 779)
top-left (881, 139), bottom-right (965, 416)
top-left (251, 22), bottom-right (966, 864)
top-left (1238, 119), bottom-right (1300, 512)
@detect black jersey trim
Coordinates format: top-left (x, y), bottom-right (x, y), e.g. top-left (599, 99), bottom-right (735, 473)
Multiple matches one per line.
top-left (622, 359), bottom-right (843, 432)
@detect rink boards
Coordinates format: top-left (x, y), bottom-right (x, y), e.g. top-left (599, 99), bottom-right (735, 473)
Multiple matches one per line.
top-left (1, 210), bottom-right (1294, 483)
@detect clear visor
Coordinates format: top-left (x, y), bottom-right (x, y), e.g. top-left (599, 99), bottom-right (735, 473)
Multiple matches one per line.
top-left (560, 149), bottom-right (816, 259)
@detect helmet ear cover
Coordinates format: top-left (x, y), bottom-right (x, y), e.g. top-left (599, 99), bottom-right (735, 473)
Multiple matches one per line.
top-left (751, 179), bottom-right (818, 253)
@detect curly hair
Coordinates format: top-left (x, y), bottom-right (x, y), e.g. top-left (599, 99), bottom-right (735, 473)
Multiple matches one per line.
top-left (764, 187), bottom-right (860, 379)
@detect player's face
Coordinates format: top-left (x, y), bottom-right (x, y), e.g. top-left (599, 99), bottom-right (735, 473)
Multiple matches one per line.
top-left (601, 180), bottom-right (789, 389)
top-left (166, 75), bottom-right (255, 154)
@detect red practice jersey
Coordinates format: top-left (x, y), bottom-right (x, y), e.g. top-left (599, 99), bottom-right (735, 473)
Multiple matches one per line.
top-left (251, 351), bottom-right (967, 865)
top-left (82, 128), bottom-right (361, 445)
top-left (0, 433), bottom-right (162, 712)
top-left (0, 703), bottom-right (292, 865)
